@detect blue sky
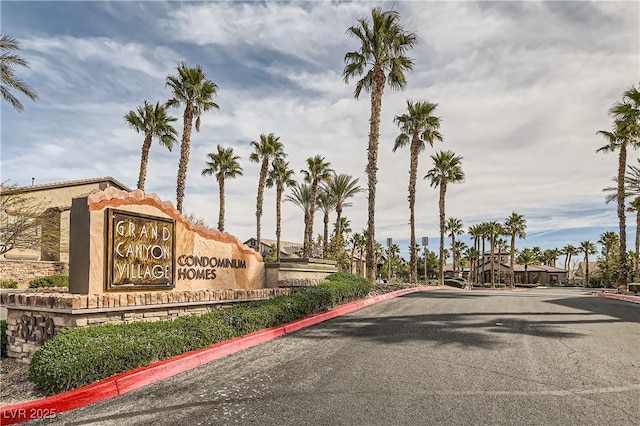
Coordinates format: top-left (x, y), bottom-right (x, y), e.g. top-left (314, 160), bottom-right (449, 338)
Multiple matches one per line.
top-left (1, 1), bottom-right (639, 266)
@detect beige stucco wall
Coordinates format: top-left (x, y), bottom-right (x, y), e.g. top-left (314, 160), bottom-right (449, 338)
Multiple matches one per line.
top-left (70, 188), bottom-right (265, 294)
top-left (1, 182), bottom-right (116, 262)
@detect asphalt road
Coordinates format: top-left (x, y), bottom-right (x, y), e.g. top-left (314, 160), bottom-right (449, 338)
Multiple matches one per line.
top-left (30, 288), bottom-right (640, 426)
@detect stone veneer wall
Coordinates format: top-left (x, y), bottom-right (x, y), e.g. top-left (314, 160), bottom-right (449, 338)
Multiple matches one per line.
top-left (0, 260), bottom-right (69, 288)
top-left (265, 258), bottom-right (338, 288)
top-left (2, 287), bottom-right (290, 362)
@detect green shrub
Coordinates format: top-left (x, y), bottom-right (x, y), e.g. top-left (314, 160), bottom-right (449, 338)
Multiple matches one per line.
top-left (28, 274), bottom-right (69, 289)
top-left (1, 320), bottom-right (7, 358)
top-left (0, 279), bottom-right (19, 289)
top-left (29, 273), bottom-right (372, 395)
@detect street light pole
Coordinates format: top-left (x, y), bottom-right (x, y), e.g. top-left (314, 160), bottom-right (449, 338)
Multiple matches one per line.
top-left (387, 238), bottom-right (393, 283)
top-left (422, 237), bottom-right (428, 285)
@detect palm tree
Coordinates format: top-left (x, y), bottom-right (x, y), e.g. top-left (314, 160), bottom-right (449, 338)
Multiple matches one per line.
top-left (323, 173), bottom-right (363, 247)
top-left (425, 150), bottom-right (465, 286)
top-left (301, 155), bottom-right (333, 257)
top-left (504, 212), bottom-right (527, 289)
top-left (250, 133), bottom-right (286, 252)
top-left (485, 221), bottom-right (504, 288)
top-left (266, 159), bottom-right (296, 262)
top-left (343, 8), bottom-right (418, 283)
top-left (445, 217), bottom-right (464, 275)
top-left (598, 84), bottom-right (640, 290)
top-left (285, 182), bottom-right (314, 250)
top-left (201, 145), bottom-right (242, 232)
top-left (468, 224), bottom-right (483, 284)
top-left (562, 244), bottom-right (578, 271)
top-left (453, 240), bottom-right (467, 277)
top-left (351, 231), bottom-right (366, 274)
top-left (516, 248), bottom-right (537, 285)
top-left (317, 187), bottom-right (337, 257)
top-left (166, 63), bottom-right (219, 213)
top-left (579, 240), bottom-right (598, 287)
top-left (125, 101), bottom-right (178, 191)
top-left (1, 35), bottom-right (38, 112)
top-left (598, 231), bottom-right (619, 285)
top-left (393, 100), bottom-right (443, 283)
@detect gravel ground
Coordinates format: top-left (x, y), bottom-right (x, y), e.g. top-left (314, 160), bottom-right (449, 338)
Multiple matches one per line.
top-left (0, 358), bottom-right (46, 406)
top-left (0, 282), bottom-right (421, 407)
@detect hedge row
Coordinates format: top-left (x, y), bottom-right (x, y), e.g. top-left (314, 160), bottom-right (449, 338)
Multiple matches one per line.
top-left (29, 272), bottom-right (371, 395)
top-left (0, 279), bottom-right (18, 289)
top-left (29, 274), bottom-right (69, 288)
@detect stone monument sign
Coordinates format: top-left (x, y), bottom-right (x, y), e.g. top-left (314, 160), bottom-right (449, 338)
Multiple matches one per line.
top-left (69, 188), bottom-right (264, 294)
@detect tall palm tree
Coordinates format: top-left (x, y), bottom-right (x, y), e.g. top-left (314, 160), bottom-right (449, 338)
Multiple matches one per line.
top-left (250, 133), bottom-right (286, 252)
top-left (598, 231), bottom-right (619, 285)
top-left (201, 145), bottom-right (242, 232)
top-left (445, 217), bottom-right (464, 275)
top-left (343, 8), bottom-right (418, 283)
top-left (598, 84), bottom-right (640, 290)
top-left (504, 212), bottom-right (527, 289)
top-left (425, 150), bottom-right (465, 286)
top-left (166, 63), bottom-right (219, 213)
top-left (285, 182), bottom-right (314, 250)
top-left (580, 240), bottom-right (598, 287)
top-left (125, 101), bottom-right (178, 191)
top-left (393, 100), bottom-right (443, 283)
top-left (323, 173), bottom-right (363, 247)
top-left (317, 187), bottom-right (337, 257)
top-left (1, 35), bottom-right (38, 112)
top-left (301, 155), bottom-right (333, 257)
top-left (266, 159), bottom-right (296, 262)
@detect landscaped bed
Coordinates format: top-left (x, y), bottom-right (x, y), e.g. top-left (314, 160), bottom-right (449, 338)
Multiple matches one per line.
top-left (25, 272), bottom-right (371, 396)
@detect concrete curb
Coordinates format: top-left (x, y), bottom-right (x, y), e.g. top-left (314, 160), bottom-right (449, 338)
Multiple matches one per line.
top-left (596, 292), bottom-right (640, 304)
top-left (0, 285), bottom-right (446, 424)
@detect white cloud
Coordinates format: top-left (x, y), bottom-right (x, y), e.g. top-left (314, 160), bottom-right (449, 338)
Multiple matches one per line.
top-left (2, 1), bottom-right (638, 257)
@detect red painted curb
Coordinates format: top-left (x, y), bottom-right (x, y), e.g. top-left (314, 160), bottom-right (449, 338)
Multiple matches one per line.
top-left (0, 285), bottom-right (445, 424)
top-left (596, 292), bottom-right (640, 304)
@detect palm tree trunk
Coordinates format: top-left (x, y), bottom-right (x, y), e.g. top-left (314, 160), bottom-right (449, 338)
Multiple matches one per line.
top-left (137, 133), bottom-right (153, 191)
top-left (450, 234), bottom-right (456, 276)
top-left (438, 181), bottom-right (447, 286)
top-left (176, 103), bottom-right (194, 213)
top-left (585, 254), bottom-right (590, 287)
top-left (335, 204), bottom-right (343, 251)
top-left (217, 175), bottom-right (225, 232)
top-left (617, 144), bottom-right (628, 291)
top-left (510, 235), bottom-right (515, 289)
top-left (635, 210), bottom-right (640, 282)
top-left (256, 158), bottom-right (269, 253)
top-left (276, 185), bottom-right (282, 262)
top-left (323, 210), bottom-right (329, 257)
top-left (408, 134), bottom-right (419, 283)
top-left (365, 66), bottom-right (386, 284)
top-left (306, 182), bottom-right (319, 257)
top-left (490, 236), bottom-right (495, 289)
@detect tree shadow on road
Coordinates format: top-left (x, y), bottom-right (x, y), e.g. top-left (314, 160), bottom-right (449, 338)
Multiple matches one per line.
top-left (292, 291), bottom-right (640, 348)
top-left (545, 295), bottom-right (640, 324)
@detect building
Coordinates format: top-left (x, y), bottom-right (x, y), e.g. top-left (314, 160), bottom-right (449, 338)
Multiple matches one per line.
top-left (1, 177), bottom-right (130, 262)
top-left (243, 238), bottom-right (303, 259)
top-left (470, 250), bottom-right (569, 285)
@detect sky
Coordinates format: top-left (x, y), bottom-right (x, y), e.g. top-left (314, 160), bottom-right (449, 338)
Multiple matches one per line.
top-left (1, 0), bottom-right (639, 268)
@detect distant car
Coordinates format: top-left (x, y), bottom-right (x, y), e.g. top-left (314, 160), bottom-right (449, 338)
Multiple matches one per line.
top-left (444, 278), bottom-right (467, 288)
